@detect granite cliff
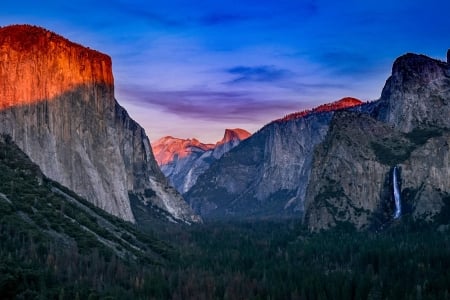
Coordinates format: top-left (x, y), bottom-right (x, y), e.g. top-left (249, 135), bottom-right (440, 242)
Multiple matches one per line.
top-left (305, 52), bottom-right (450, 230)
top-left (187, 51), bottom-right (450, 229)
top-left (152, 128), bottom-right (250, 194)
top-left (186, 98), bottom-right (362, 219)
top-left (374, 53), bottom-right (450, 132)
top-left (0, 25), bottom-right (199, 224)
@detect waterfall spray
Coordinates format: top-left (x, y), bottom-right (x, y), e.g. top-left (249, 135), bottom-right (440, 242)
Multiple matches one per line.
top-left (392, 166), bottom-right (401, 219)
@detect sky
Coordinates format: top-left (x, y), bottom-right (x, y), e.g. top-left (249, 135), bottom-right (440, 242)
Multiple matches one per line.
top-left (1, 0), bottom-right (450, 143)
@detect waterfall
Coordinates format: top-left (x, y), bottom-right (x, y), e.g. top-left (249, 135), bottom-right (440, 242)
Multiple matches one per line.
top-left (392, 166), bottom-right (401, 219)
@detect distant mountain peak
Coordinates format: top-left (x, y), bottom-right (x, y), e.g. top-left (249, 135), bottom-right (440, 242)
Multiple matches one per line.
top-left (217, 128), bottom-right (251, 146)
top-left (152, 136), bottom-right (215, 166)
top-left (152, 128), bottom-right (251, 194)
top-left (152, 128), bottom-right (251, 166)
top-left (275, 97), bottom-right (363, 123)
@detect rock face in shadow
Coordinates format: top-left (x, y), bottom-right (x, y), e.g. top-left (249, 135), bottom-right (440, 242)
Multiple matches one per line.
top-left (211, 128), bottom-right (252, 160)
top-left (0, 25), bottom-right (200, 224)
top-left (305, 53), bottom-right (450, 230)
top-left (305, 114), bottom-right (450, 231)
top-left (374, 53), bottom-right (450, 132)
top-left (185, 99), bottom-right (362, 220)
top-left (303, 112), bottom-right (393, 231)
top-left (186, 51), bottom-right (450, 230)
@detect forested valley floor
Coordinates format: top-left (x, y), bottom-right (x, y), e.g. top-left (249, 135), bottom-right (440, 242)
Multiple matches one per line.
top-left (1, 135), bottom-right (450, 299)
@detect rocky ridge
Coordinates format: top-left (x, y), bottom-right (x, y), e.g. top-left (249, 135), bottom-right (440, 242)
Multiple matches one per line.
top-left (305, 52), bottom-right (450, 230)
top-left (152, 128), bottom-right (251, 194)
top-left (186, 98), bottom-right (362, 219)
top-left (186, 51), bottom-right (450, 229)
top-left (373, 53), bottom-right (450, 132)
top-left (0, 25), bottom-right (199, 224)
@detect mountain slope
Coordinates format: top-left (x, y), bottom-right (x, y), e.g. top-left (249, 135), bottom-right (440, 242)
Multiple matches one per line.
top-left (304, 111), bottom-right (448, 230)
top-left (304, 52), bottom-right (450, 230)
top-left (0, 134), bottom-right (177, 297)
top-left (152, 137), bottom-right (215, 166)
top-left (0, 134), bottom-right (168, 260)
top-left (0, 25), bottom-right (199, 224)
top-left (187, 51), bottom-right (450, 228)
top-left (211, 128), bottom-right (252, 159)
top-left (186, 98), bottom-right (362, 219)
top-left (152, 128), bottom-right (250, 194)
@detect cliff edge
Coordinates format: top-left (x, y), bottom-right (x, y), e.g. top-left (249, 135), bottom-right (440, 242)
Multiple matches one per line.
top-left (0, 25), bottom-right (200, 224)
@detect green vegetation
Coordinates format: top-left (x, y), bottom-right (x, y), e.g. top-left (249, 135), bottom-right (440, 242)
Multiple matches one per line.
top-left (371, 126), bottom-right (443, 165)
top-left (2, 134), bottom-right (450, 299)
top-left (371, 139), bottom-right (413, 165)
top-left (0, 135), bottom-right (171, 299)
top-left (405, 126), bottom-right (443, 145)
top-left (163, 219), bottom-right (450, 300)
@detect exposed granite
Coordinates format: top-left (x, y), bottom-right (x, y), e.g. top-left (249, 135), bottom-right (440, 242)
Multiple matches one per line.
top-left (0, 25), bottom-right (200, 224)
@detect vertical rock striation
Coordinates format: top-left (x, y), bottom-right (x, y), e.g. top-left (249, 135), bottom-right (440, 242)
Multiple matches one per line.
top-left (152, 136), bottom-right (216, 194)
top-left (304, 112), bottom-right (398, 230)
top-left (374, 53), bottom-right (450, 132)
top-left (211, 128), bottom-right (251, 159)
top-left (186, 99), bottom-right (362, 219)
top-left (0, 25), bottom-right (199, 224)
top-left (305, 52), bottom-right (450, 230)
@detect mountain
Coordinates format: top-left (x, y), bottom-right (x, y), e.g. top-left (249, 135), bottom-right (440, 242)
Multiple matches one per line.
top-left (212, 128), bottom-right (252, 159)
top-left (276, 97), bottom-right (363, 122)
top-left (0, 25), bottom-right (199, 224)
top-left (185, 98), bottom-right (362, 219)
top-left (152, 136), bottom-right (215, 166)
top-left (0, 134), bottom-right (174, 297)
top-left (187, 51), bottom-right (450, 229)
top-left (374, 53), bottom-right (450, 131)
top-left (152, 128), bottom-right (251, 194)
top-left (0, 134), bottom-right (167, 261)
top-left (305, 52), bottom-right (450, 230)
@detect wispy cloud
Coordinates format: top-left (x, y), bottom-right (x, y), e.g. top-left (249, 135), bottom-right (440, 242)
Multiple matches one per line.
top-left (226, 65), bottom-right (295, 84)
top-left (222, 64), bottom-right (346, 94)
top-left (118, 86), bottom-right (300, 122)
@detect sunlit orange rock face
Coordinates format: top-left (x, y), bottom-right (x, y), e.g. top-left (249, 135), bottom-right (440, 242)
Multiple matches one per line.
top-left (0, 24), bottom-right (113, 109)
top-left (218, 128), bottom-right (251, 146)
top-left (152, 136), bottom-right (215, 166)
top-left (276, 97), bottom-right (363, 123)
top-left (0, 24), bottom-right (200, 224)
top-left (152, 128), bottom-right (251, 167)
top-left (151, 128), bottom-right (251, 194)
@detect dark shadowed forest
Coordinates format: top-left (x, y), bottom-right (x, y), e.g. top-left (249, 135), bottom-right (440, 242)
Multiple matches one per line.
top-left (1, 135), bottom-right (450, 299)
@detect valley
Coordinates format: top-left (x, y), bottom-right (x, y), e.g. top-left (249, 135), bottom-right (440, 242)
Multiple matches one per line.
top-left (0, 23), bottom-right (449, 299)
top-left (1, 135), bottom-right (449, 299)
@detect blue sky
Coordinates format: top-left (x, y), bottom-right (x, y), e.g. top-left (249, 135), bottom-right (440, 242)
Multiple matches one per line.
top-left (1, 0), bottom-right (449, 142)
